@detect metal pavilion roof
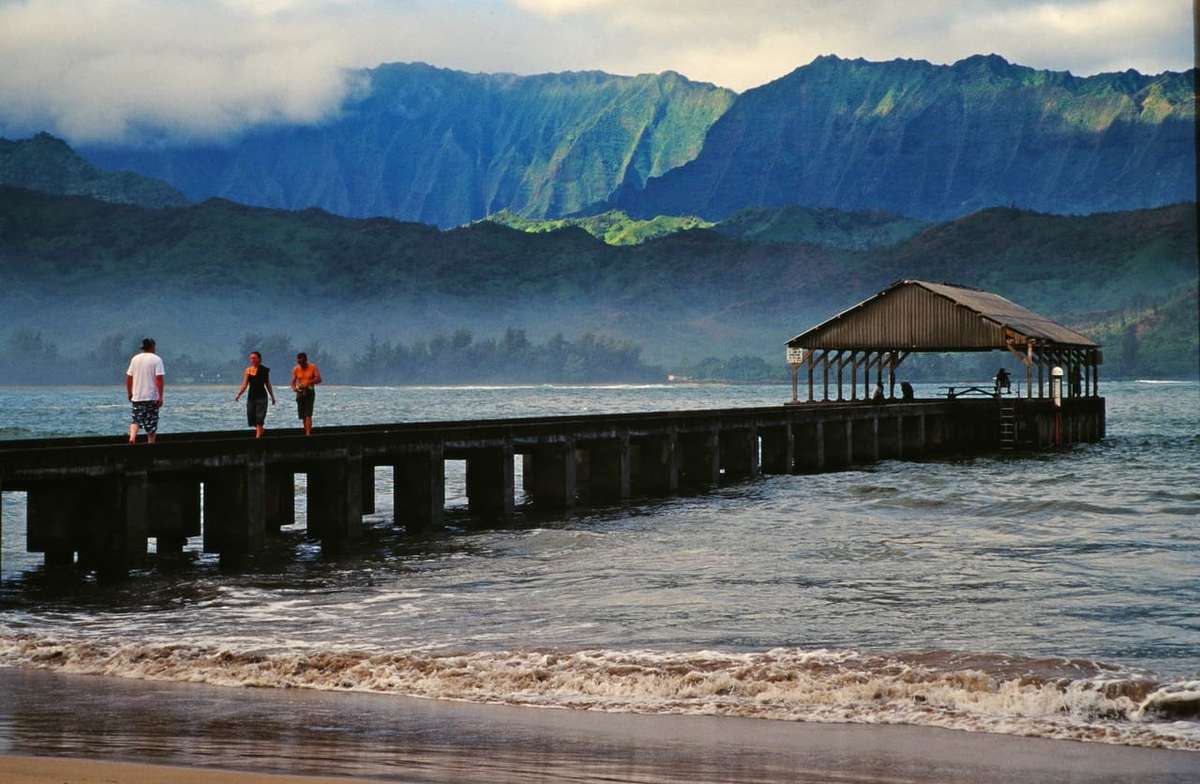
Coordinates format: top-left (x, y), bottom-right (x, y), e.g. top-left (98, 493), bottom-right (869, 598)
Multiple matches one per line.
top-left (786, 280), bottom-right (1098, 352)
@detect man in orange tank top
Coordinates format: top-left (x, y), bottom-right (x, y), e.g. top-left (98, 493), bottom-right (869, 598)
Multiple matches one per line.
top-left (291, 352), bottom-right (323, 435)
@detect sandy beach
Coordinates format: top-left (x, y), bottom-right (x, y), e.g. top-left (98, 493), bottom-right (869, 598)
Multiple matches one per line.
top-left (1, 668), bottom-right (1197, 783)
top-left (0, 756), bottom-right (374, 784)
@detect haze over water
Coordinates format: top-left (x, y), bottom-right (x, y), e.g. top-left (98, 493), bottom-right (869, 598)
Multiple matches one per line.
top-left (1, 381), bottom-right (1198, 756)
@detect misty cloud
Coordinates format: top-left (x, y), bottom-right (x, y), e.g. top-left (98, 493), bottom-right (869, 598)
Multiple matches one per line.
top-left (0, 0), bottom-right (1190, 146)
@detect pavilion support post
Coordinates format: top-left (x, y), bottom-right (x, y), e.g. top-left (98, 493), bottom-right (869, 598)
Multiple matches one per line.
top-left (850, 352), bottom-right (859, 401)
top-left (465, 444), bottom-right (515, 520)
top-left (836, 353), bottom-right (846, 402)
top-left (1025, 343), bottom-right (1033, 398)
top-left (589, 436), bottom-right (631, 503)
top-left (807, 352), bottom-right (816, 403)
top-left (822, 352), bottom-right (831, 402)
top-left (760, 425), bottom-right (793, 474)
top-left (1037, 354), bottom-right (1045, 398)
top-left (1092, 352), bottom-right (1100, 398)
top-left (888, 352), bottom-right (896, 399)
top-left (790, 364), bottom-right (799, 404)
top-left (720, 428), bottom-right (759, 480)
top-left (394, 446), bottom-right (445, 533)
top-left (636, 432), bottom-right (678, 495)
top-left (864, 352), bottom-right (874, 399)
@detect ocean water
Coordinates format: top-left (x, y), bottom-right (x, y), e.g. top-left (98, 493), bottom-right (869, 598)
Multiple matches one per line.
top-left (0, 381), bottom-right (1198, 754)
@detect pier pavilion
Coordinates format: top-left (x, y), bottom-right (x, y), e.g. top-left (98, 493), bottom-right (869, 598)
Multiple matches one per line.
top-left (0, 281), bottom-right (1104, 580)
top-left (786, 279), bottom-right (1102, 404)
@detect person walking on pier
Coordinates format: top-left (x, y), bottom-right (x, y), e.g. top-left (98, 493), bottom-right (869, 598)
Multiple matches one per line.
top-left (291, 352), bottom-right (322, 436)
top-left (234, 351), bottom-right (276, 439)
top-left (126, 337), bottom-right (164, 444)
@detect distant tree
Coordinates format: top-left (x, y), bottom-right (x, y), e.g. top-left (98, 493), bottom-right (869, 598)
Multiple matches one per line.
top-left (6, 328), bottom-right (59, 361)
top-left (450, 329), bottom-right (473, 352)
top-left (1121, 323), bottom-right (1139, 373)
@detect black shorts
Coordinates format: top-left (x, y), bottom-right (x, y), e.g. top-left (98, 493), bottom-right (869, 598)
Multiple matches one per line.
top-left (131, 401), bottom-right (159, 433)
top-left (296, 389), bottom-right (315, 419)
top-left (247, 397), bottom-right (268, 427)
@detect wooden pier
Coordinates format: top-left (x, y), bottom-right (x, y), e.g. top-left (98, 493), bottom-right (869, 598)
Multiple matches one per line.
top-left (0, 397), bottom-right (1104, 579)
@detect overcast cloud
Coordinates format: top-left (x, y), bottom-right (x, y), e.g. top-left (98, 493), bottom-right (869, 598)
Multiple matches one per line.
top-left (0, 0), bottom-right (1190, 145)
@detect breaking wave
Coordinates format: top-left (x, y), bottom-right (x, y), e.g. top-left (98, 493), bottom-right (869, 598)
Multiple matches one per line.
top-left (1, 632), bottom-right (1196, 751)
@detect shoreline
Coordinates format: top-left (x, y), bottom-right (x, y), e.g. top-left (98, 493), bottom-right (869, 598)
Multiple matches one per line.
top-left (1, 668), bottom-right (1197, 784)
top-left (0, 756), bottom-right (371, 784)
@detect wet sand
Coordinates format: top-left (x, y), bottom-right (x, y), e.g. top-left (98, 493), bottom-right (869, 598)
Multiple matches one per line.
top-left (0, 755), bottom-right (368, 784)
top-left (1, 668), bottom-right (1196, 783)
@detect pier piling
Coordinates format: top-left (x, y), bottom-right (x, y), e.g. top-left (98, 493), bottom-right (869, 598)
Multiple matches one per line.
top-left (720, 428), bottom-right (759, 480)
top-left (588, 437), bottom-right (631, 503)
top-left (679, 430), bottom-right (720, 486)
top-left (759, 425), bottom-right (793, 474)
top-left (307, 452), bottom-right (364, 546)
top-left (265, 469), bottom-right (295, 531)
top-left (394, 447), bottom-right (445, 532)
top-left (465, 445), bottom-right (515, 520)
top-left (203, 462), bottom-right (265, 563)
top-left (635, 432), bottom-right (678, 495)
top-left (148, 479), bottom-right (200, 556)
top-left (525, 442), bottom-right (578, 510)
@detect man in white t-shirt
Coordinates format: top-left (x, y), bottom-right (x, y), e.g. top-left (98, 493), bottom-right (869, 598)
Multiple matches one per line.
top-left (126, 337), bottom-right (165, 444)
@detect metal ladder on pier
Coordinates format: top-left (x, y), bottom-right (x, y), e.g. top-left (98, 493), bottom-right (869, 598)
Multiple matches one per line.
top-left (999, 397), bottom-right (1017, 450)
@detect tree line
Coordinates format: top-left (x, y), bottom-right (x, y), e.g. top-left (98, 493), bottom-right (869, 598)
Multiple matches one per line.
top-left (0, 327), bottom-right (662, 385)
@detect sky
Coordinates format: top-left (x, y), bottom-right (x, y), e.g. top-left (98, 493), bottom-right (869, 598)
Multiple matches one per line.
top-left (0, 0), bottom-right (1192, 144)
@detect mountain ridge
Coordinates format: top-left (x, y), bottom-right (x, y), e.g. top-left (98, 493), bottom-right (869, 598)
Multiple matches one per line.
top-left (82, 62), bottom-right (735, 228)
top-left (0, 132), bottom-right (187, 208)
top-left (72, 54), bottom-right (1196, 227)
top-left (613, 53), bottom-right (1196, 220)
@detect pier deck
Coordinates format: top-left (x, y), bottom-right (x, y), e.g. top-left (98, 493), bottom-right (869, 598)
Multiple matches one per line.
top-left (0, 397), bottom-right (1104, 579)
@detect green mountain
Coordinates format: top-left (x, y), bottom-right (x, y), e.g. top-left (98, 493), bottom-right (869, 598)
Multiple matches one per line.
top-left (618, 54), bottom-right (1196, 220)
top-left (1075, 287), bottom-right (1199, 379)
top-left (82, 63), bottom-right (734, 228)
top-left (0, 132), bottom-right (186, 208)
top-left (1, 186), bottom-right (1193, 376)
top-left (487, 205), bottom-right (926, 249)
top-left (484, 209), bottom-right (714, 245)
top-left (714, 205), bottom-right (928, 249)
top-left (74, 56), bottom-right (1194, 226)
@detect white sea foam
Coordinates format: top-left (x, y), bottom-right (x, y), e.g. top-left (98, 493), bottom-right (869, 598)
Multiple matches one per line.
top-left (0, 633), bottom-right (1195, 751)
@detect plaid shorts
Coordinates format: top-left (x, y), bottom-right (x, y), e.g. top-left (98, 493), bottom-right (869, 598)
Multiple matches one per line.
top-left (131, 400), bottom-right (159, 433)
